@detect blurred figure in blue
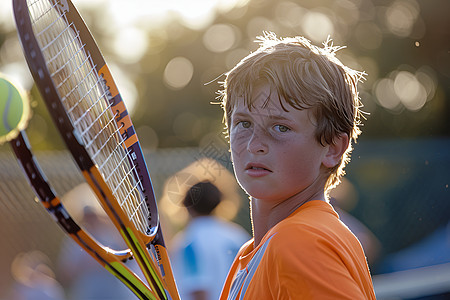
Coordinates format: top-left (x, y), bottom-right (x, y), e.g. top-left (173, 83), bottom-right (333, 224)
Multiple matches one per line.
top-left (170, 181), bottom-right (250, 300)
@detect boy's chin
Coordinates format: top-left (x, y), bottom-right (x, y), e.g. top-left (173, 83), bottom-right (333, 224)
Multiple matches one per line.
top-left (236, 178), bottom-right (280, 200)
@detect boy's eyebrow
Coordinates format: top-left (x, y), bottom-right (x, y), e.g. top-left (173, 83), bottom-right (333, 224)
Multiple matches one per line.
top-left (266, 113), bottom-right (291, 121)
top-left (232, 109), bottom-right (293, 122)
top-left (230, 111), bottom-right (250, 119)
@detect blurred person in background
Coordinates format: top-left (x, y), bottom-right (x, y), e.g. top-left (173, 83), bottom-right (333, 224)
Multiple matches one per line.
top-left (56, 183), bottom-right (136, 300)
top-left (170, 181), bottom-right (250, 300)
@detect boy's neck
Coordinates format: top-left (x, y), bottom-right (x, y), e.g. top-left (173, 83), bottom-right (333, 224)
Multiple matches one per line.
top-left (250, 179), bottom-right (327, 247)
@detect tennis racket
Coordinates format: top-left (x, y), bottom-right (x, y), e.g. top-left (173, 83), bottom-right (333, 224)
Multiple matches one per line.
top-left (13, 0), bottom-right (179, 299)
top-left (10, 130), bottom-right (159, 299)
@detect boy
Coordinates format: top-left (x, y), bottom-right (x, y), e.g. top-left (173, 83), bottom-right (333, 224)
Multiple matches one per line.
top-left (218, 32), bottom-right (376, 299)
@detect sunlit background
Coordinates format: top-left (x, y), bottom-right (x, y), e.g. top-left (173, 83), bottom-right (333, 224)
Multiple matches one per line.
top-left (0, 0), bottom-right (449, 299)
top-left (1, 0), bottom-right (448, 149)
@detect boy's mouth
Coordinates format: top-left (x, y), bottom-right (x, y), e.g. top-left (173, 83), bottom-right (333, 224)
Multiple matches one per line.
top-left (245, 163), bottom-right (272, 172)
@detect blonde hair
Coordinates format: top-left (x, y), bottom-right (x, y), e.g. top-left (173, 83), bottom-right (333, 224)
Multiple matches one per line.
top-left (218, 32), bottom-right (365, 193)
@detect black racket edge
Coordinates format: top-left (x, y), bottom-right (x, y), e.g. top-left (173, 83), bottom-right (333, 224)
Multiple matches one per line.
top-left (13, 0), bottom-right (176, 298)
top-left (9, 131), bottom-right (158, 300)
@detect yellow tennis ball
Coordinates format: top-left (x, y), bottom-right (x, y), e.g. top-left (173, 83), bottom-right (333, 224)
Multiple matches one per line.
top-left (0, 74), bottom-right (30, 143)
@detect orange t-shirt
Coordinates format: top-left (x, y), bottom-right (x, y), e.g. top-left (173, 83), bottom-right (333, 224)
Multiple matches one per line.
top-left (220, 200), bottom-right (376, 299)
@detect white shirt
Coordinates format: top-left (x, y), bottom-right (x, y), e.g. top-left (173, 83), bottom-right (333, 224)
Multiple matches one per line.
top-left (171, 216), bottom-right (250, 300)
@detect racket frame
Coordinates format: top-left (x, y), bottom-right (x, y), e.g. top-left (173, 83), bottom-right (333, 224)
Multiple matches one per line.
top-left (13, 0), bottom-right (179, 299)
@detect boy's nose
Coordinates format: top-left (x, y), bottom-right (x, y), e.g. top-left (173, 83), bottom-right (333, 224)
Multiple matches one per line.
top-left (247, 129), bottom-right (268, 154)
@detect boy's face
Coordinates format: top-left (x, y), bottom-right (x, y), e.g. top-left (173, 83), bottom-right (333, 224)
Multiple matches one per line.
top-left (229, 83), bottom-right (329, 204)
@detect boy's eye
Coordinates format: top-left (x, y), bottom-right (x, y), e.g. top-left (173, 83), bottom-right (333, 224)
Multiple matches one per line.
top-left (238, 121), bottom-right (251, 128)
top-left (274, 125), bottom-right (290, 132)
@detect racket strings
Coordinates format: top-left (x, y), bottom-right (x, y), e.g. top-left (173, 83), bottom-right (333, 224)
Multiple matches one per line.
top-left (87, 110), bottom-right (120, 153)
top-left (110, 160), bottom-right (149, 227)
top-left (28, 0), bottom-right (55, 25)
top-left (27, 0), bottom-right (151, 235)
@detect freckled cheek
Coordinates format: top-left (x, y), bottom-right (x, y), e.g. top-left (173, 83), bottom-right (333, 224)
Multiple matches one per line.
top-left (230, 132), bottom-right (249, 152)
top-left (279, 148), bottom-right (312, 172)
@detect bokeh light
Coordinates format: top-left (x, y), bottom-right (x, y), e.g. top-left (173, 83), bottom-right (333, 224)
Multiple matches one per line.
top-left (203, 24), bottom-right (238, 53)
top-left (393, 71), bottom-right (427, 112)
top-left (374, 78), bottom-right (401, 111)
top-left (163, 57), bottom-right (194, 90)
top-left (301, 10), bottom-right (335, 43)
top-left (112, 27), bottom-right (149, 64)
top-left (373, 66), bottom-right (437, 112)
top-left (385, 0), bottom-right (420, 37)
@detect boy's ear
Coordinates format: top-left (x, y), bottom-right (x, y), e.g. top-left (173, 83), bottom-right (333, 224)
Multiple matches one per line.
top-left (322, 133), bottom-right (349, 168)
